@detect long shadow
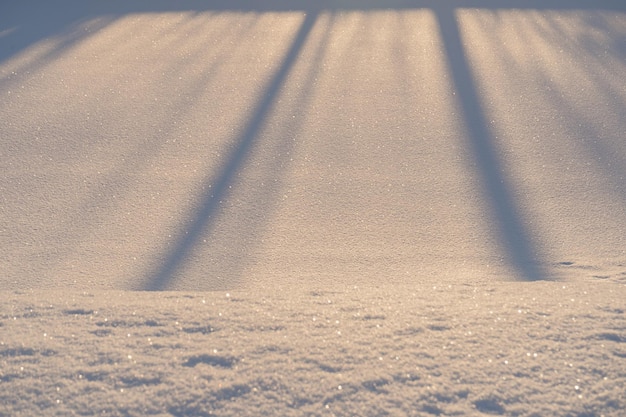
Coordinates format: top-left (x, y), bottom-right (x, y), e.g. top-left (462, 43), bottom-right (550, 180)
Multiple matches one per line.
top-left (42, 15), bottom-right (262, 288)
top-left (2, 0), bottom-right (624, 66)
top-left (433, 5), bottom-right (547, 281)
top-left (144, 10), bottom-right (320, 290)
top-left (3, 0), bottom-right (624, 287)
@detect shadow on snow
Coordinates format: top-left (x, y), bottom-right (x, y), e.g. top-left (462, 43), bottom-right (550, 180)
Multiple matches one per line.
top-left (2, 0), bottom-right (624, 288)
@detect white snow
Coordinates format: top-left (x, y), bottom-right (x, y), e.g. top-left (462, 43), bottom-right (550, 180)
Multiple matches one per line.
top-left (2, 284), bottom-right (626, 416)
top-left (1, 1), bottom-right (625, 415)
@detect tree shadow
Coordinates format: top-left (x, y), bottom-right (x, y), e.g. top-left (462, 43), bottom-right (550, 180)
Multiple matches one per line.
top-left (3, 1), bottom-right (624, 67)
top-left (443, 8), bottom-right (626, 276)
top-left (1, 11), bottom-right (266, 288)
top-left (143, 10), bottom-right (322, 290)
top-left (432, 5), bottom-right (548, 281)
top-left (2, 0), bottom-right (624, 288)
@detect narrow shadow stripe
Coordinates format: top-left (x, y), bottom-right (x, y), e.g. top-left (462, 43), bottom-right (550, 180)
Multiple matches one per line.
top-left (145, 11), bottom-right (319, 290)
top-left (434, 6), bottom-right (546, 281)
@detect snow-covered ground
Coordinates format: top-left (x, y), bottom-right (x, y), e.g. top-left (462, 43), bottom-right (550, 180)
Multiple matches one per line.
top-left (2, 283), bottom-right (626, 416)
top-left (1, 1), bottom-right (625, 415)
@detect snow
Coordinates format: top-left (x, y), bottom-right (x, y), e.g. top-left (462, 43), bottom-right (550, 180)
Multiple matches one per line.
top-left (1, 1), bottom-right (626, 415)
top-left (2, 284), bottom-right (626, 416)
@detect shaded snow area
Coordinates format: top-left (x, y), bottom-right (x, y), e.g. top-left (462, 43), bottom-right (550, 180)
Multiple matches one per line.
top-left (1, 283), bottom-right (625, 416)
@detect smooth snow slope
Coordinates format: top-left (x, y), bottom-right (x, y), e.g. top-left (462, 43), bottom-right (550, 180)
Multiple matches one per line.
top-left (1, 1), bottom-right (625, 290)
top-left (1, 1), bottom-right (626, 416)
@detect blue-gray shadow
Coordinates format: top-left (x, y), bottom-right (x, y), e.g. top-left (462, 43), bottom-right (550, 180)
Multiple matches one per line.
top-left (3, 0), bottom-right (624, 287)
top-left (143, 10), bottom-right (321, 290)
top-left (3, 1), bottom-right (624, 66)
top-left (433, 5), bottom-right (548, 281)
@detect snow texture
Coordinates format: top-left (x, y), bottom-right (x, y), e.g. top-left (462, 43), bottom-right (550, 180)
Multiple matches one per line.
top-left (1, 0), bottom-right (625, 415)
top-left (2, 284), bottom-right (626, 416)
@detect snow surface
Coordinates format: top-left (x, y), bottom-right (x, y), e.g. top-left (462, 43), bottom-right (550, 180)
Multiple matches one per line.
top-left (1, 1), bottom-right (626, 415)
top-left (2, 284), bottom-right (626, 416)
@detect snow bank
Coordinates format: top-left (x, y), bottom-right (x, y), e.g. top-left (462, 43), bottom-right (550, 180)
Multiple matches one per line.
top-left (2, 283), bottom-right (625, 416)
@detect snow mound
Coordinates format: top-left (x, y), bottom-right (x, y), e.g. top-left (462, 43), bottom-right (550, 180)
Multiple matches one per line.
top-left (2, 283), bottom-right (625, 416)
